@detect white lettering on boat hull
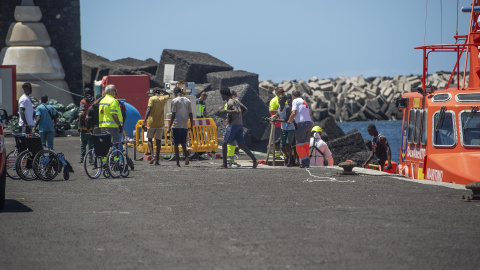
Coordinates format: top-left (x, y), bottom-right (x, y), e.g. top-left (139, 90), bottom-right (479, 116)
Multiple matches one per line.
top-left (426, 168), bottom-right (443, 182)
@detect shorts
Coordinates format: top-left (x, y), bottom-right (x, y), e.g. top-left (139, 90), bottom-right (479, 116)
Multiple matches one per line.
top-left (172, 128), bottom-right (188, 145)
top-left (280, 129), bottom-right (294, 146)
top-left (223, 125), bottom-right (245, 145)
top-left (147, 127), bottom-right (164, 140)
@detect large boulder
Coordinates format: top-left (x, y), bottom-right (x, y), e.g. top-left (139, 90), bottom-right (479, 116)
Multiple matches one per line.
top-left (155, 49), bottom-right (233, 85)
top-left (313, 116), bottom-right (345, 142)
top-left (207, 84), bottom-right (270, 147)
top-left (327, 129), bottom-right (370, 165)
top-left (207, 70), bottom-right (259, 94)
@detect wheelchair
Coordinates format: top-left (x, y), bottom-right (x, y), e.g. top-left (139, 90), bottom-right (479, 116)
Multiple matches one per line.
top-left (84, 133), bottom-right (127, 179)
top-left (15, 134), bottom-right (43, 181)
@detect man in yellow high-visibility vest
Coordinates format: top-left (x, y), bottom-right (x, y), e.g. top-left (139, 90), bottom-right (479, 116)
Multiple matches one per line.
top-left (99, 84), bottom-right (123, 145)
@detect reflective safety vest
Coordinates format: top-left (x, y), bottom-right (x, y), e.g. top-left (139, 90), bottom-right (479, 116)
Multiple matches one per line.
top-left (196, 99), bottom-right (206, 117)
top-left (99, 94), bottom-right (123, 128)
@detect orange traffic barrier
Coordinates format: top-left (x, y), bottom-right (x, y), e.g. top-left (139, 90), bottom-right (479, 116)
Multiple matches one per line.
top-left (135, 118), bottom-right (218, 154)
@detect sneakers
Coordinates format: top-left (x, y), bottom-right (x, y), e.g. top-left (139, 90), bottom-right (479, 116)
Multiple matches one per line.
top-left (229, 162), bottom-right (241, 168)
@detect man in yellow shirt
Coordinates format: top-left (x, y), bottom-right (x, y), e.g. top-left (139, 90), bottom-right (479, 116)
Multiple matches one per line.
top-left (269, 87), bottom-right (285, 159)
top-left (99, 84), bottom-right (123, 145)
top-left (142, 87), bottom-right (170, 165)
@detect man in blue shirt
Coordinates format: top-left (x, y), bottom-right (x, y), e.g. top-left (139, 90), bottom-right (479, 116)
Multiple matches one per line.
top-left (34, 95), bottom-right (57, 149)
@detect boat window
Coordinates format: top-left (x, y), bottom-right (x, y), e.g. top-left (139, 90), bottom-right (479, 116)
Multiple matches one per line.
top-left (433, 111), bottom-right (456, 147)
top-left (408, 109), bottom-right (415, 143)
top-left (456, 93), bottom-right (480, 103)
top-left (421, 110), bottom-right (428, 145)
top-left (460, 110), bottom-right (480, 147)
top-left (432, 93), bottom-right (451, 102)
top-left (414, 110), bottom-right (421, 144)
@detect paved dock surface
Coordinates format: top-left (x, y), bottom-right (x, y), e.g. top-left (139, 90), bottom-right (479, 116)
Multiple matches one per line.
top-left (1, 136), bottom-right (479, 270)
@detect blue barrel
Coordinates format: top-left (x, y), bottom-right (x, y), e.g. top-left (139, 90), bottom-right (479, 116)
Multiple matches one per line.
top-left (118, 99), bottom-right (141, 138)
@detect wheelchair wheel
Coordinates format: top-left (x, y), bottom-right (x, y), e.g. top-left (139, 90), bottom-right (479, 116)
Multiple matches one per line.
top-left (6, 150), bottom-right (21, 180)
top-left (127, 156), bottom-right (134, 171)
top-left (33, 150), bottom-right (60, 181)
top-left (107, 149), bottom-right (126, 178)
top-left (103, 169), bottom-right (110, 178)
top-left (121, 165), bottom-right (129, 178)
top-left (84, 149), bottom-right (102, 179)
top-left (16, 150), bottom-right (37, 181)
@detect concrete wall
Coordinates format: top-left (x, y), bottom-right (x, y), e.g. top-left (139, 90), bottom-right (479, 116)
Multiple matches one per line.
top-left (0, 0), bottom-right (83, 101)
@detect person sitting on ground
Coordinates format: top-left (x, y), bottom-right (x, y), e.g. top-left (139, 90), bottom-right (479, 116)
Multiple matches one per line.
top-left (309, 126), bottom-right (334, 166)
top-left (362, 124), bottom-right (392, 170)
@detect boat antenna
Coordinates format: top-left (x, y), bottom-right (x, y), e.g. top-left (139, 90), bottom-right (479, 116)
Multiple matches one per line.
top-left (424, 0), bottom-right (429, 45)
top-left (456, 0), bottom-right (459, 41)
top-left (440, 0), bottom-right (443, 43)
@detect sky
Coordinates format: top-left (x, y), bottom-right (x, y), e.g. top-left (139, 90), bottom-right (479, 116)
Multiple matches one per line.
top-left (80, 0), bottom-right (472, 83)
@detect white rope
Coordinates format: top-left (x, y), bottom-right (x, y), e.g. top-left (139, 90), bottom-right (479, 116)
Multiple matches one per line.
top-left (15, 64), bottom-right (84, 98)
top-left (303, 167), bottom-right (355, 183)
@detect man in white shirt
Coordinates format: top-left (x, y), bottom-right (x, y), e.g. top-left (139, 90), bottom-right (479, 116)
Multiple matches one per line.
top-left (286, 90), bottom-right (313, 168)
top-left (167, 87), bottom-right (194, 167)
top-left (309, 126), bottom-right (334, 166)
top-left (18, 82), bottom-right (35, 134)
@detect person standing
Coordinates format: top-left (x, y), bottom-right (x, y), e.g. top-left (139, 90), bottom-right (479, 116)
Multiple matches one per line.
top-left (142, 87), bottom-right (170, 165)
top-left (99, 85), bottom-right (123, 145)
top-left (362, 124), bottom-right (392, 170)
top-left (218, 87), bottom-right (258, 169)
top-left (167, 87), bottom-right (194, 167)
top-left (196, 91), bottom-right (208, 118)
top-left (273, 94), bottom-right (295, 167)
top-left (78, 87), bottom-right (95, 163)
top-left (309, 126), bottom-right (334, 166)
top-left (269, 87), bottom-right (285, 159)
top-left (286, 90), bottom-right (313, 168)
top-left (18, 82), bottom-right (35, 134)
top-left (85, 94), bottom-right (103, 135)
top-left (34, 95), bottom-right (57, 149)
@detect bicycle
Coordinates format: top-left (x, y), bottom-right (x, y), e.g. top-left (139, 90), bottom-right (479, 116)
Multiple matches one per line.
top-left (84, 133), bottom-right (127, 179)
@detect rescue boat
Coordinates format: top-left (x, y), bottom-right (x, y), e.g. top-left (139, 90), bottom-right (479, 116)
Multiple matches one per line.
top-left (395, 1), bottom-right (480, 185)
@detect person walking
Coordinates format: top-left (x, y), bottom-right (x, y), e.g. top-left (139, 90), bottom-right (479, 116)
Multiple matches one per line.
top-left (362, 124), bottom-right (392, 170)
top-left (286, 90), bottom-right (313, 168)
top-left (18, 82), bottom-right (35, 134)
top-left (269, 87), bottom-right (285, 159)
top-left (99, 85), bottom-right (123, 145)
top-left (78, 87), bottom-right (95, 163)
top-left (34, 95), bottom-right (57, 149)
top-left (218, 87), bottom-right (258, 169)
top-left (309, 126), bottom-right (334, 166)
top-left (167, 87), bottom-right (194, 167)
top-left (142, 87), bottom-right (170, 165)
top-left (224, 90), bottom-right (243, 167)
top-left (196, 91), bottom-right (208, 118)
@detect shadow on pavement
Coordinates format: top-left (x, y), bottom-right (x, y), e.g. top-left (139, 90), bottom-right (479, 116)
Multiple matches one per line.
top-left (0, 200), bottom-right (33, 213)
